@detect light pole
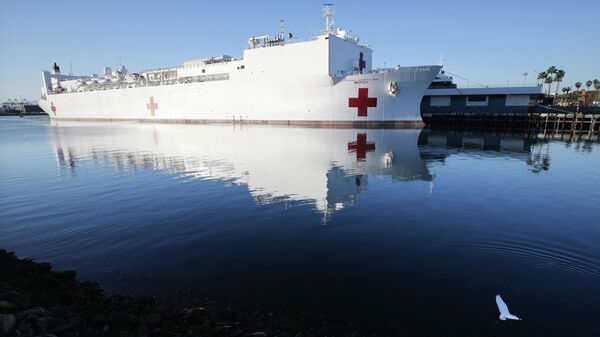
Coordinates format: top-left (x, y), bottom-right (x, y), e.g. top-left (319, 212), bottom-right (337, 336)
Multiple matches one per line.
top-left (523, 72), bottom-right (528, 86)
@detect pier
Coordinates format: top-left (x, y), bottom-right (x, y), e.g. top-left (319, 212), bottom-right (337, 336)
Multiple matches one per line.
top-left (423, 108), bottom-right (600, 140)
top-left (0, 102), bottom-right (45, 116)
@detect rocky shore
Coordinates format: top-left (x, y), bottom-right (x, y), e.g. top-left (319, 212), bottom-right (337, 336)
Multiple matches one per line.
top-left (0, 250), bottom-right (404, 337)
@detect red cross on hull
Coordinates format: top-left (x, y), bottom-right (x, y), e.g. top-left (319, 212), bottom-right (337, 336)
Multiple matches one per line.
top-left (349, 88), bottom-right (377, 117)
top-left (146, 96), bottom-right (158, 116)
top-left (347, 133), bottom-right (376, 162)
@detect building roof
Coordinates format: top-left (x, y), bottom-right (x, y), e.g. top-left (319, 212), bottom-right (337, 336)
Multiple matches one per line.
top-left (425, 86), bottom-right (542, 96)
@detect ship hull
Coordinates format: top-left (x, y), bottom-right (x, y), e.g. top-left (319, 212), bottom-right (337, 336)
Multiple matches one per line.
top-left (40, 66), bottom-right (440, 126)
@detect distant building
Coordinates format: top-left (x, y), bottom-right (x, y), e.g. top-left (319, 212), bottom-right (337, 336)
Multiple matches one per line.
top-left (578, 90), bottom-right (598, 107)
top-left (421, 86), bottom-right (543, 115)
top-left (421, 72), bottom-right (543, 115)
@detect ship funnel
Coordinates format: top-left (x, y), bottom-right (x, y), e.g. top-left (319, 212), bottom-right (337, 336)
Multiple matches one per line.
top-left (52, 62), bottom-right (60, 74)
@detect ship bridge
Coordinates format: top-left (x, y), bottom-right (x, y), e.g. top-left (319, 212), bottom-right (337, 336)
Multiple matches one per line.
top-left (243, 5), bottom-right (372, 78)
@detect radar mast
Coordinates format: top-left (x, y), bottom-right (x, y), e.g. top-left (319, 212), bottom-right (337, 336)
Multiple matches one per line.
top-left (323, 4), bottom-right (335, 34)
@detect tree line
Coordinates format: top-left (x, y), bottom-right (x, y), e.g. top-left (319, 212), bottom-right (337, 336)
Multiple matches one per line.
top-left (537, 66), bottom-right (599, 106)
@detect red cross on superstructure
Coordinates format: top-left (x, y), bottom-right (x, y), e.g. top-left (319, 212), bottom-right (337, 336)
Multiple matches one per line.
top-left (349, 88), bottom-right (377, 117)
top-left (347, 133), bottom-right (376, 162)
top-left (146, 96), bottom-right (158, 116)
top-left (50, 102), bottom-right (57, 116)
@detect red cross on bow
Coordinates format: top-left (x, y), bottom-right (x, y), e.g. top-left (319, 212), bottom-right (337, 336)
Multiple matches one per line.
top-left (146, 96), bottom-right (158, 116)
top-left (347, 133), bottom-right (376, 162)
top-left (349, 88), bottom-right (377, 117)
top-left (50, 102), bottom-right (57, 116)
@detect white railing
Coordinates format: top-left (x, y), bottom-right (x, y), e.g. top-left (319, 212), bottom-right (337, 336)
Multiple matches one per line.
top-left (453, 81), bottom-right (543, 89)
top-left (49, 73), bottom-right (230, 94)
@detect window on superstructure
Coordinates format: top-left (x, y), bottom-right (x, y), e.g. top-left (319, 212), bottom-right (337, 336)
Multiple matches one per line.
top-left (467, 95), bottom-right (487, 102)
top-left (202, 69), bottom-right (206, 73)
top-left (466, 95), bottom-right (489, 106)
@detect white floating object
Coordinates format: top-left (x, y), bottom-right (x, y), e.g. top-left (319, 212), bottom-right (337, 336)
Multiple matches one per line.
top-left (496, 294), bottom-right (522, 321)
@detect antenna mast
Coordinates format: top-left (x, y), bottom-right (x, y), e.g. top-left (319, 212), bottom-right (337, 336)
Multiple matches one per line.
top-left (323, 4), bottom-right (334, 34)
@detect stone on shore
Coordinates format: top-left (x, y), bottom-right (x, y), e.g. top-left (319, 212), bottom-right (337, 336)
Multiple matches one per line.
top-left (0, 314), bottom-right (16, 336)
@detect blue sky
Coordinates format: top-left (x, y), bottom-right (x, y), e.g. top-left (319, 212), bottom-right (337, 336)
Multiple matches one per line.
top-left (1, 0), bottom-right (598, 101)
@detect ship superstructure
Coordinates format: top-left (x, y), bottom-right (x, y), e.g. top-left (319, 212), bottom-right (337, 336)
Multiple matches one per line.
top-left (40, 6), bottom-right (440, 126)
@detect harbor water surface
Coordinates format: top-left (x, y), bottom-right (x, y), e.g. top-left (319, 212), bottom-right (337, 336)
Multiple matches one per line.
top-left (1, 116), bottom-right (599, 336)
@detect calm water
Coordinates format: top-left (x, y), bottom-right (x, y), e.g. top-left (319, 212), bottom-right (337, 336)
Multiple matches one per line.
top-left (1, 116), bottom-right (599, 336)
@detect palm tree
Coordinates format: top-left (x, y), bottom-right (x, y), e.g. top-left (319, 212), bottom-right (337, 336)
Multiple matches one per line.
top-left (546, 66), bottom-right (557, 95)
top-left (554, 69), bottom-right (565, 99)
top-left (586, 80), bottom-right (593, 90)
top-left (559, 87), bottom-right (575, 106)
top-left (575, 82), bottom-right (582, 91)
top-left (594, 79), bottom-right (600, 91)
top-left (537, 71), bottom-right (547, 87)
top-left (545, 77), bottom-right (554, 95)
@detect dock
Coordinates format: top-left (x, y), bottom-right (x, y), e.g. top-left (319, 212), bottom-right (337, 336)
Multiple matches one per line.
top-left (423, 110), bottom-right (600, 141)
top-left (0, 102), bottom-right (45, 116)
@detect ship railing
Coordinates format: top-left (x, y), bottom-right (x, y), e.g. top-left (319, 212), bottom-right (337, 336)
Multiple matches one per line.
top-left (183, 60), bottom-right (239, 69)
top-left (454, 82), bottom-right (543, 89)
top-left (284, 36), bottom-right (319, 44)
top-left (49, 73), bottom-right (231, 94)
top-left (331, 68), bottom-right (396, 78)
top-left (247, 36), bottom-right (318, 49)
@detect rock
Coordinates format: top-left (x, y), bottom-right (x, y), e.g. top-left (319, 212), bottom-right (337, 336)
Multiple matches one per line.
top-left (183, 307), bottom-right (206, 317)
top-left (0, 283), bottom-right (11, 293)
top-left (53, 270), bottom-right (77, 279)
top-left (0, 293), bottom-right (28, 308)
top-left (109, 312), bottom-right (138, 324)
top-left (214, 325), bottom-right (231, 336)
top-left (36, 316), bottom-right (50, 331)
top-left (183, 307), bottom-right (207, 324)
top-left (0, 292), bottom-right (18, 301)
top-left (92, 314), bottom-right (109, 323)
top-left (145, 313), bottom-right (161, 326)
top-left (251, 332), bottom-right (267, 337)
top-left (0, 301), bottom-right (16, 310)
top-left (0, 314), bottom-right (17, 336)
top-left (0, 291), bottom-right (26, 309)
top-left (11, 295), bottom-right (30, 309)
top-left (37, 316), bottom-right (60, 332)
top-left (16, 307), bottom-right (48, 321)
top-left (53, 322), bottom-right (77, 334)
top-left (37, 262), bottom-right (52, 271)
top-left (47, 317), bottom-right (66, 330)
top-left (17, 322), bottom-right (32, 335)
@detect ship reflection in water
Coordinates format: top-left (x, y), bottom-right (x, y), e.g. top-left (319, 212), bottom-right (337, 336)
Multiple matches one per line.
top-left (51, 122), bottom-right (438, 218)
top-left (2, 117), bottom-right (599, 337)
top-left (51, 122), bottom-right (553, 218)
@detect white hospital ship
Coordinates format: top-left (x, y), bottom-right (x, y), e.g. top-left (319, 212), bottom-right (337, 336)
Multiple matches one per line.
top-left (39, 6), bottom-right (441, 126)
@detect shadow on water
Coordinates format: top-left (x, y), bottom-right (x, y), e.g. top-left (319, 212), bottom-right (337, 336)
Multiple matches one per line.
top-left (1, 117), bottom-right (599, 337)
